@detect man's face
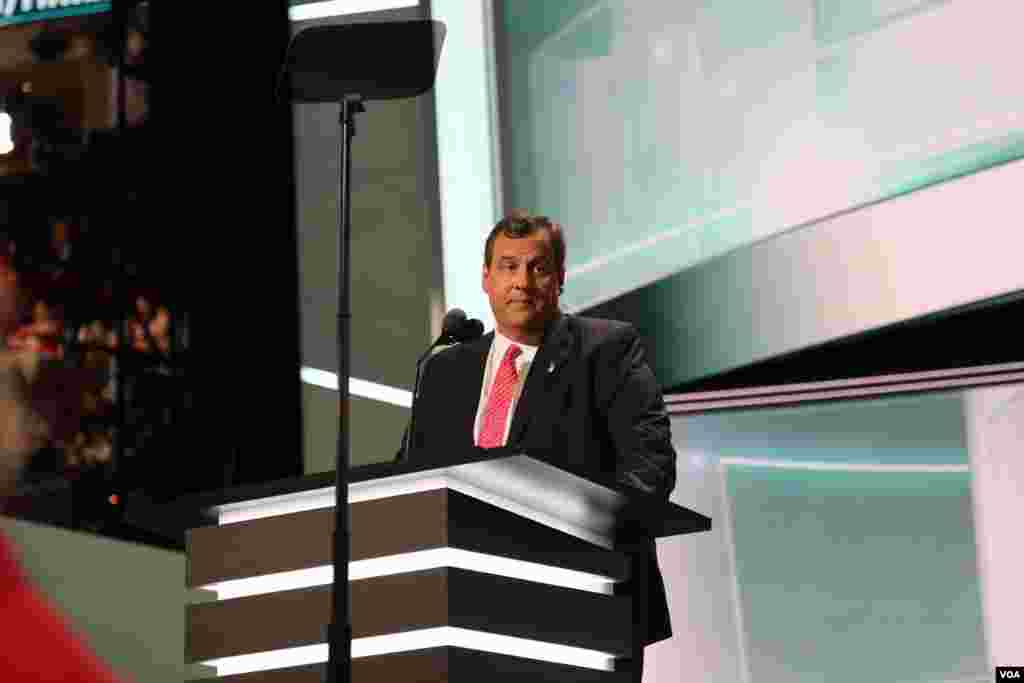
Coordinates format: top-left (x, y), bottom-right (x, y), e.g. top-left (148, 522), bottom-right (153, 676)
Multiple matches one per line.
top-left (482, 231), bottom-right (563, 343)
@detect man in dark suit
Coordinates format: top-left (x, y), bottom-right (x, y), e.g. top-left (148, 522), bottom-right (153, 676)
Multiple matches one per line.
top-left (401, 210), bottom-right (676, 681)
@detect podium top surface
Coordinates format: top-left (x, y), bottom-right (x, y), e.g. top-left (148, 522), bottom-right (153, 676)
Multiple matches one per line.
top-left (125, 449), bottom-right (710, 548)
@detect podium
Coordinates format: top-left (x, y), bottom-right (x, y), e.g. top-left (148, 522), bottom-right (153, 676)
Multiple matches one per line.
top-left (183, 449), bottom-right (711, 681)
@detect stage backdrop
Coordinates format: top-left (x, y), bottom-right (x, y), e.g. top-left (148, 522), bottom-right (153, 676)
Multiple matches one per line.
top-left (494, 0), bottom-right (1024, 310)
top-left (653, 389), bottom-right (987, 683)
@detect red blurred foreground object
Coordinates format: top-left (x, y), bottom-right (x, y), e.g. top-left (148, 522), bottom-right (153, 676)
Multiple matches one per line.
top-left (0, 531), bottom-right (126, 682)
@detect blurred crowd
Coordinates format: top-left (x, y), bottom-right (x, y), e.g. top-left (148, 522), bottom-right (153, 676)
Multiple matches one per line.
top-left (1, 217), bottom-right (174, 474)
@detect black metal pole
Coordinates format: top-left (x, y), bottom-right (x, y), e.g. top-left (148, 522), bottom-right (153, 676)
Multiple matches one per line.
top-left (327, 93), bottom-right (363, 683)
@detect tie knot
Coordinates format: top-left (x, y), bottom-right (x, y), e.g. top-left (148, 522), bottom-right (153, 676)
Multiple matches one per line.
top-left (504, 345), bottom-right (522, 364)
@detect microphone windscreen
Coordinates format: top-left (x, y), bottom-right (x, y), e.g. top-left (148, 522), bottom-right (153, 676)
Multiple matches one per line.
top-left (450, 318), bottom-right (483, 342)
top-left (462, 319), bottom-right (484, 341)
top-left (441, 308), bottom-right (467, 335)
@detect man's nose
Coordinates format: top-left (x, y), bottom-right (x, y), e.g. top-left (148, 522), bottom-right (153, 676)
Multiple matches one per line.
top-left (511, 268), bottom-right (532, 289)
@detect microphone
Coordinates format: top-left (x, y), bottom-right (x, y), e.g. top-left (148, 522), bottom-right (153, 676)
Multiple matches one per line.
top-left (449, 317), bottom-right (483, 343)
top-left (398, 308), bottom-right (483, 463)
top-left (438, 308), bottom-right (483, 344)
top-left (439, 308), bottom-right (467, 342)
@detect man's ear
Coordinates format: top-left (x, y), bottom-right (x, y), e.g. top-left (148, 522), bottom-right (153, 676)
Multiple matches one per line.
top-left (481, 265), bottom-right (489, 293)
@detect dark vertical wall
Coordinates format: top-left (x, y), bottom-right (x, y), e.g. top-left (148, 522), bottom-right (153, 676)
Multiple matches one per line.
top-left (150, 1), bottom-right (302, 493)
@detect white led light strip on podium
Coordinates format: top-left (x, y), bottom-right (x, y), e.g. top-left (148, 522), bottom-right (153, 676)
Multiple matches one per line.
top-left (214, 467), bottom-right (618, 549)
top-left (202, 626), bottom-right (618, 676)
top-left (199, 547), bottom-right (616, 600)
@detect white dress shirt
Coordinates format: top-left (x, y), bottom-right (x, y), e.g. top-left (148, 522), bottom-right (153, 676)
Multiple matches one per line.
top-left (473, 330), bottom-right (539, 446)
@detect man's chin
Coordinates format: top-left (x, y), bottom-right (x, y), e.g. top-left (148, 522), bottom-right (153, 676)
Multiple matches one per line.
top-left (501, 310), bottom-right (554, 331)
top-left (504, 310), bottom-right (539, 323)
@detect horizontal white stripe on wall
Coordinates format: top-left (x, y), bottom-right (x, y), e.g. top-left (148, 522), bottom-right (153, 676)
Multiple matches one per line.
top-left (301, 366), bottom-right (412, 408)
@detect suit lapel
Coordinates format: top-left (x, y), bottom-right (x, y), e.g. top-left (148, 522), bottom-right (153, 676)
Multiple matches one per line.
top-left (507, 314), bottom-right (574, 447)
top-left (455, 332), bottom-right (492, 446)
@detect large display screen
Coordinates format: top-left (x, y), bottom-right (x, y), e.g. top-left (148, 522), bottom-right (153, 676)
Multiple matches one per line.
top-left (497, 0), bottom-right (1024, 310)
top-left (0, 0), bottom-right (110, 29)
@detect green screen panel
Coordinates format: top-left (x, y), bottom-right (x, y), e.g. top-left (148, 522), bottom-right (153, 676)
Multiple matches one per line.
top-left (675, 390), bottom-right (987, 681)
top-left (728, 466), bottom-right (985, 682)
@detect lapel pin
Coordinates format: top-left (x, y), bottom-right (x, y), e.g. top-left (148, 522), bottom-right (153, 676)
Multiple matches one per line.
top-left (548, 361), bottom-right (556, 374)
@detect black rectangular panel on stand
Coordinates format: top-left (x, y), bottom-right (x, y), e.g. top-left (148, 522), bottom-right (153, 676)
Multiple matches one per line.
top-left (282, 19), bottom-right (445, 683)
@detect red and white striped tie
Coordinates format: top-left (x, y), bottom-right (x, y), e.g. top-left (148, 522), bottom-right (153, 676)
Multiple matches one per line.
top-left (477, 344), bottom-right (522, 448)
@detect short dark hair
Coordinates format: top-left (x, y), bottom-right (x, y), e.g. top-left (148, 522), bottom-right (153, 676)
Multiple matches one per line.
top-left (484, 210), bottom-right (566, 278)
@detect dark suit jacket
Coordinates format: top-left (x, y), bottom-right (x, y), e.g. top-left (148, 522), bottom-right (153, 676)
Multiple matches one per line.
top-left (400, 314), bottom-right (677, 645)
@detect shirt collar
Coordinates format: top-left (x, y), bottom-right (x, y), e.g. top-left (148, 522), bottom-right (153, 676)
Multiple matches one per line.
top-left (493, 329), bottom-right (539, 365)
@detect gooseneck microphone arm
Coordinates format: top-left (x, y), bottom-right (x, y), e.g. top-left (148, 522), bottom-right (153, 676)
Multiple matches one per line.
top-left (400, 309), bottom-right (483, 463)
top-left (401, 348), bottom-right (433, 463)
